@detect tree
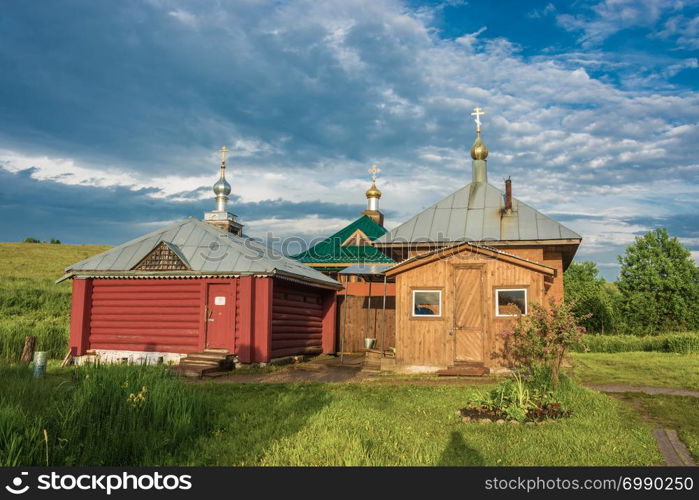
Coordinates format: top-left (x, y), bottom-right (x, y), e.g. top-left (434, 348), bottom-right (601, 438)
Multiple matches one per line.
top-left (564, 261), bottom-right (623, 334)
top-left (617, 228), bottom-right (699, 334)
top-left (22, 237), bottom-right (40, 243)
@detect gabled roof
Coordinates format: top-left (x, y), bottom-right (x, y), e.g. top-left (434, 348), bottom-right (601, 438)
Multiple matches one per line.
top-left (61, 218), bottom-right (341, 288)
top-left (374, 182), bottom-right (581, 245)
top-left (385, 240), bottom-right (557, 277)
top-left (292, 215), bottom-right (395, 265)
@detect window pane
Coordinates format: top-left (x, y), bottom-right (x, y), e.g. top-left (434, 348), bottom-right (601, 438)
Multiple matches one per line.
top-left (414, 291), bottom-right (440, 316)
top-left (498, 290), bottom-right (526, 315)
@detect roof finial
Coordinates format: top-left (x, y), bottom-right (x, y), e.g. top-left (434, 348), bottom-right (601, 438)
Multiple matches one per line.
top-left (471, 106), bottom-right (484, 134)
top-left (366, 164), bottom-right (382, 200)
top-left (213, 146), bottom-right (232, 211)
top-left (470, 106), bottom-right (488, 161)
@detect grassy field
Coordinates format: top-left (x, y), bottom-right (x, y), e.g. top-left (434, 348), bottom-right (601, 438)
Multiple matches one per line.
top-left (570, 352), bottom-right (699, 391)
top-left (609, 393), bottom-right (699, 461)
top-left (0, 242), bottom-right (110, 361)
top-left (0, 362), bottom-right (662, 466)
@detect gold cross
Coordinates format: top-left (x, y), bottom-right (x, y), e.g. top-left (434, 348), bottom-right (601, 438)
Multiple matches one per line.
top-left (471, 107), bottom-right (485, 133)
top-left (219, 146), bottom-right (229, 164)
top-left (368, 164), bottom-right (381, 182)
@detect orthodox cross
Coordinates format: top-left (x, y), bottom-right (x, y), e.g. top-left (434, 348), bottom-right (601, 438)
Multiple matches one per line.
top-left (220, 146), bottom-right (229, 165)
top-left (368, 164), bottom-right (381, 182)
top-left (471, 107), bottom-right (484, 133)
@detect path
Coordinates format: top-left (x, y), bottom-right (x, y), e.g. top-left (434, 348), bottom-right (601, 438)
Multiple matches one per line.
top-left (586, 384), bottom-right (699, 398)
top-left (588, 384), bottom-right (697, 466)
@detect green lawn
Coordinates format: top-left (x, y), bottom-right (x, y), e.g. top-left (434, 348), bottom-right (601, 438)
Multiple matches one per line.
top-left (0, 363), bottom-right (662, 466)
top-left (188, 382), bottom-right (661, 466)
top-left (571, 352), bottom-right (699, 391)
top-left (610, 393), bottom-right (699, 462)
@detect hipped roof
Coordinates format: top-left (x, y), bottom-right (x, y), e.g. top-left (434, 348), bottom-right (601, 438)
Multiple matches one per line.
top-left (61, 218), bottom-right (341, 288)
top-left (374, 182), bottom-right (581, 245)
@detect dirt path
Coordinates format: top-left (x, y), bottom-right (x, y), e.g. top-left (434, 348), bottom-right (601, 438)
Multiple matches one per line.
top-left (586, 384), bottom-right (699, 398)
top-left (590, 385), bottom-right (697, 466)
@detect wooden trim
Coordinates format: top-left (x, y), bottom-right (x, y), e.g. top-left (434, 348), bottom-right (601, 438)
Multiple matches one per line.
top-left (409, 286), bottom-right (445, 321)
top-left (376, 238), bottom-right (582, 248)
top-left (321, 292), bottom-right (337, 354)
top-left (493, 285), bottom-right (529, 317)
top-left (340, 229), bottom-right (372, 247)
top-left (386, 242), bottom-right (556, 277)
top-left (252, 277), bottom-right (273, 362)
top-left (69, 278), bottom-right (92, 356)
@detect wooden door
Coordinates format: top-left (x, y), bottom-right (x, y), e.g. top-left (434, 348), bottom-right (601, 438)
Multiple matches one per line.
top-left (453, 267), bottom-right (485, 363)
top-left (206, 284), bottom-right (232, 349)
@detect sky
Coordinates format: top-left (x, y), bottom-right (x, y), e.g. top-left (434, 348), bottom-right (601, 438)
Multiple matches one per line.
top-left (0, 0), bottom-right (698, 280)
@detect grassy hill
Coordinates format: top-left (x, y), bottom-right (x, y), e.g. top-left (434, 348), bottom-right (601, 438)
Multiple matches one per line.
top-left (0, 242), bottom-right (111, 361)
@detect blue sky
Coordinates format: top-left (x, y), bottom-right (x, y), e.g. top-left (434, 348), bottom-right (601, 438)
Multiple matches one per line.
top-left (0, 0), bottom-right (697, 280)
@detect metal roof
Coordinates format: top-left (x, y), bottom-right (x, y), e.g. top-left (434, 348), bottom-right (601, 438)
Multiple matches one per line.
top-left (339, 264), bottom-right (393, 275)
top-left (374, 182), bottom-right (581, 245)
top-left (64, 218), bottom-right (341, 288)
top-left (292, 215), bottom-right (395, 264)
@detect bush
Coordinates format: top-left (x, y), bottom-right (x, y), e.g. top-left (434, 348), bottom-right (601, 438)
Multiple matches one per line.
top-left (0, 364), bottom-right (212, 466)
top-left (575, 333), bottom-right (699, 354)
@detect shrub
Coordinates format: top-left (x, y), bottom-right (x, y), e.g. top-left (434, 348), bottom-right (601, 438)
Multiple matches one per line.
top-left (495, 299), bottom-right (589, 387)
top-left (576, 333), bottom-right (699, 354)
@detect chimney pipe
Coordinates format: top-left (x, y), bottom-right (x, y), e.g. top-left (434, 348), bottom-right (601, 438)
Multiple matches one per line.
top-left (504, 177), bottom-right (512, 212)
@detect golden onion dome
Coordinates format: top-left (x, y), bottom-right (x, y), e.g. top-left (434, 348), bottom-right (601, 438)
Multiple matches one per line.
top-left (365, 181), bottom-right (382, 199)
top-left (470, 132), bottom-right (488, 160)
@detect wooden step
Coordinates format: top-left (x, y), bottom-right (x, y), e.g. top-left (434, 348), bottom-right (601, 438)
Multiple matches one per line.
top-left (203, 348), bottom-right (229, 354)
top-left (185, 352), bottom-right (230, 362)
top-left (436, 364), bottom-right (489, 377)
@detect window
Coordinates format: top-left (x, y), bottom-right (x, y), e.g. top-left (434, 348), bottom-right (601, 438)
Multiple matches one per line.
top-left (412, 290), bottom-right (442, 317)
top-left (496, 288), bottom-right (527, 316)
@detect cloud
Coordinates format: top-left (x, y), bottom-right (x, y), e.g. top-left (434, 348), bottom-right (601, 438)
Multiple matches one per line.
top-left (555, 0), bottom-right (693, 48)
top-left (0, 0), bottom-right (698, 282)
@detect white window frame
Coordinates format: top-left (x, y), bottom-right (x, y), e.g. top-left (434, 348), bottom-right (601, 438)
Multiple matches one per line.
top-left (412, 289), bottom-right (442, 318)
top-left (495, 288), bottom-right (528, 317)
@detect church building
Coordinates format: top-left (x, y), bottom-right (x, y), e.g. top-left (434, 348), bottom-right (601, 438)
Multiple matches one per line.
top-left (61, 148), bottom-right (341, 371)
top-left (375, 108), bottom-right (582, 372)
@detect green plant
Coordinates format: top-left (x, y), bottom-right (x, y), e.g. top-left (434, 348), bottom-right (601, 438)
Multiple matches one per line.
top-left (495, 299), bottom-right (589, 387)
top-left (617, 228), bottom-right (699, 334)
top-left (575, 333), bottom-right (699, 354)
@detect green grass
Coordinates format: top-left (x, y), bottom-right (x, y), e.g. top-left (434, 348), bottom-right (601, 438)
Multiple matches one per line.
top-left (189, 380), bottom-right (660, 466)
top-left (577, 333), bottom-right (699, 354)
top-left (0, 363), bottom-right (662, 466)
top-left (0, 242), bottom-right (110, 361)
top-left (0, 363), bottom-right (210, 466)
top-left (571, 352), bottom-right (699, 391)
top-left (618, 393), bottom-right (699, 461)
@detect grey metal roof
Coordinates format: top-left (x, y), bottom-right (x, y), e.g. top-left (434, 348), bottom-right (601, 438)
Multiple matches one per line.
top-left (65, 218), bottom-right (341, 288)
top-left (374, 182), bottom-right (581, 244)
top-left (339, 264), bottom-right (392, 275)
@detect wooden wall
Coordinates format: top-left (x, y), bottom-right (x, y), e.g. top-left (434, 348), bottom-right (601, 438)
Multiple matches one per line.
top-left (271, 285), bottom-right (324, 359)
top-left (394, 248), bottom-right (552, 368)
top-left (337, 295), bottom-right (395, 352)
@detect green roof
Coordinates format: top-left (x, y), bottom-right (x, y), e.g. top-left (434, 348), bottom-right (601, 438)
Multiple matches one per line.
top-left (292, 215), bottom-right (395, 265)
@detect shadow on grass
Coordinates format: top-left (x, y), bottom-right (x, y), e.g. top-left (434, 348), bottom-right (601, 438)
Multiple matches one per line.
top-left (189, 383), bottom-right (332, 465)
top-left (437, 431), bottom-right (484, 466)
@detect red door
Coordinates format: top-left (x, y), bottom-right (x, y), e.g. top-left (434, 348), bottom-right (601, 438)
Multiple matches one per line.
top-left (206, 284), bottom-right (232, 349)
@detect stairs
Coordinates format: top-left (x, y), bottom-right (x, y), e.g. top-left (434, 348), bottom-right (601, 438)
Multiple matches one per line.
top-left (436, 361), bottom-right (489, 377)
top-left (173, 349), bottom-right (236, 378)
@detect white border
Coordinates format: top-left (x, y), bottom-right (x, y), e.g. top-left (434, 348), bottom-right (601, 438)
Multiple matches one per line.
top-left (495, 288), bottom-right (527, 317)
top-left (412, 289), bottom-right (442, 317)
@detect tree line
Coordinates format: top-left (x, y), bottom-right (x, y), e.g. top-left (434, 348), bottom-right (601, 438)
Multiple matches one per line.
top-left (564, 228), bottom-right (699, 335)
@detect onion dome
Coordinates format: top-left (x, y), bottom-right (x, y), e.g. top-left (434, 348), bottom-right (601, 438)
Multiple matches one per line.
top-left (213, 171), bottom-right (231, 196)
top-left (366, 181), bottom-right (382, 199)
top-left (470, 131), bottom-right (488, 160)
